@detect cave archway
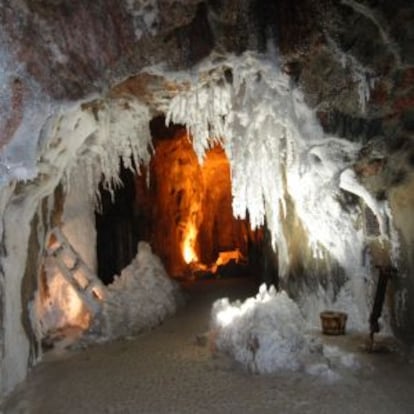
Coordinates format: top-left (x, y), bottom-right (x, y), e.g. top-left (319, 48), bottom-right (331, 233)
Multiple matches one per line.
top-left (95, 117), bottom-right (276, 285)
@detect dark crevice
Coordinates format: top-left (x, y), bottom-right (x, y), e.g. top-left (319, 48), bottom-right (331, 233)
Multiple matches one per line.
top-left (95, 161), bottom-right (139, 285)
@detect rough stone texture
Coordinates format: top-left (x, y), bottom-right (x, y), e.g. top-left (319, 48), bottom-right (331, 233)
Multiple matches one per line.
top-left (0, 78), bottom-right (25, 149)
top-left (1, 1), bottom-right (413, 145)
top-left (353, 135), bottom-right (414, 339)
top-left (0, 0), bottom-right (211, 102)
top-left (278, 1), bottom-right (414, 144)
top-left (0, 0), bottom-right (210, 152)
top-left (389, 174), bottom-right (414, 341)
top-left (1, 0), bottom-right (134, 100)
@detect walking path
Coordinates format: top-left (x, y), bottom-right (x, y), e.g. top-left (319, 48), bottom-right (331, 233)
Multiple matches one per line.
top-left (2, 278), bottom-right (414, 413)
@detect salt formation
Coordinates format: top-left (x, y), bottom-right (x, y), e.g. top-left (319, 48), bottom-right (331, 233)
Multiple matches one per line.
top-left (101, 242), bottom-right (182, 340)
top-left (211, 285), bottom-right (307, 373)
top-left (0, 49), bottom-right (399, 394)
top-left (164, 51), bottom-right (396, 330)
top-left (211, 284), bottom-right (359, 379)
top-left (31, 240), bottom-right (182, 346)
top-left (0, 95), bottom-right (152, 395)
top-left (64, 98), bottom-right (153, 203)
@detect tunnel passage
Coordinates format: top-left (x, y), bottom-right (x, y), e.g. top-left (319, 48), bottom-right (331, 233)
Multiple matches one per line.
top-left (95, 117), bottom-right (277, 285)
top-left (95, 164), bottom-right (140, 285)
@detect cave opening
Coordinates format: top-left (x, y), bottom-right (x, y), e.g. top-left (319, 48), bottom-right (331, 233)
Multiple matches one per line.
top-left (95, 116), bottom-right (274, 286)
top-left (95, 163), bottom-right (139, 285)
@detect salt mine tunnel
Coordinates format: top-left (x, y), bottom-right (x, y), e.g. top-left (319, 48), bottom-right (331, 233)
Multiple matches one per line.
top-left (96, 116), bottom-right (265, 284)
top-left (0, 0), bottom-right (413, 410)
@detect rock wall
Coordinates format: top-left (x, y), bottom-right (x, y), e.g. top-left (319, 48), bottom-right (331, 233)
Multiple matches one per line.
top-left (269, 0), bottom-right (414, 338)
top-left (139, 129), bottom-right (249, 276)
top-left (149, 131), bottom-right (204, 275)
top-left (198, 146), bottom-right (249, 265)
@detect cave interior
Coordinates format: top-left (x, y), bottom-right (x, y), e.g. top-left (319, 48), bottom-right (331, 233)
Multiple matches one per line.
top-left (95, 116), bottom-right (270, 285)
top-left (0, 0), bottom-right (413, 402)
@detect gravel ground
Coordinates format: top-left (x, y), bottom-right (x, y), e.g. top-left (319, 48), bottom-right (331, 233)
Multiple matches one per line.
top-left (2, 278), bottom-right (414, 414)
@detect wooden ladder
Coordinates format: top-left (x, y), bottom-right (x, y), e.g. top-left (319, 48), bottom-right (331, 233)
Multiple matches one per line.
top-left (46, 227), bottom-right (106, 316)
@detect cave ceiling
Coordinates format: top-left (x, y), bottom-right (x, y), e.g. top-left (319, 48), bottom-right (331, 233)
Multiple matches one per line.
top-left (0, 0), bottom-right (412, 138)
top-left (0, 2), bottom-right (412, 245)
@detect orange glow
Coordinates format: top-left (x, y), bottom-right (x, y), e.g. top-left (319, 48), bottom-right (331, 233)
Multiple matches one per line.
top-left (182, 222), bottom-right (199, 264)
top-left (211, 249), bottom-right (246, 273)
top-left (43, 271), bottom-right (91, 330)
top-left (216, 249), bottom-right (244, 267)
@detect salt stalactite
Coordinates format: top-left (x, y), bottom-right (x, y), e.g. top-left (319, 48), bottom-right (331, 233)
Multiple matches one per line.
top-left (165, 69), bottom-right (231, 163)
top-left (0, 95), bottom-right (152, 395)
top-left (165, 52), bottom-right (395, 330)
top-left (353, 70), bottom-right (376, 114)
top-left (165, 52), bottom-right (322, 276)
top-left (30, 96), bottom-right (153, 334)
top-left (64, 97), bottom-right (153, 206)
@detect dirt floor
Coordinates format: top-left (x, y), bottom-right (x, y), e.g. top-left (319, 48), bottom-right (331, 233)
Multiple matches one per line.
top-left (2, 278), bottom-right (414, 414)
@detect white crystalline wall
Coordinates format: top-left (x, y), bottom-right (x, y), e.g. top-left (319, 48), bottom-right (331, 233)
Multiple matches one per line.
top-left (0, 97), bottom-right (152, 396)
top-left (62, 168), bottom-right (97, 273)
top-left (164, 52), bottom-right (397, 331)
